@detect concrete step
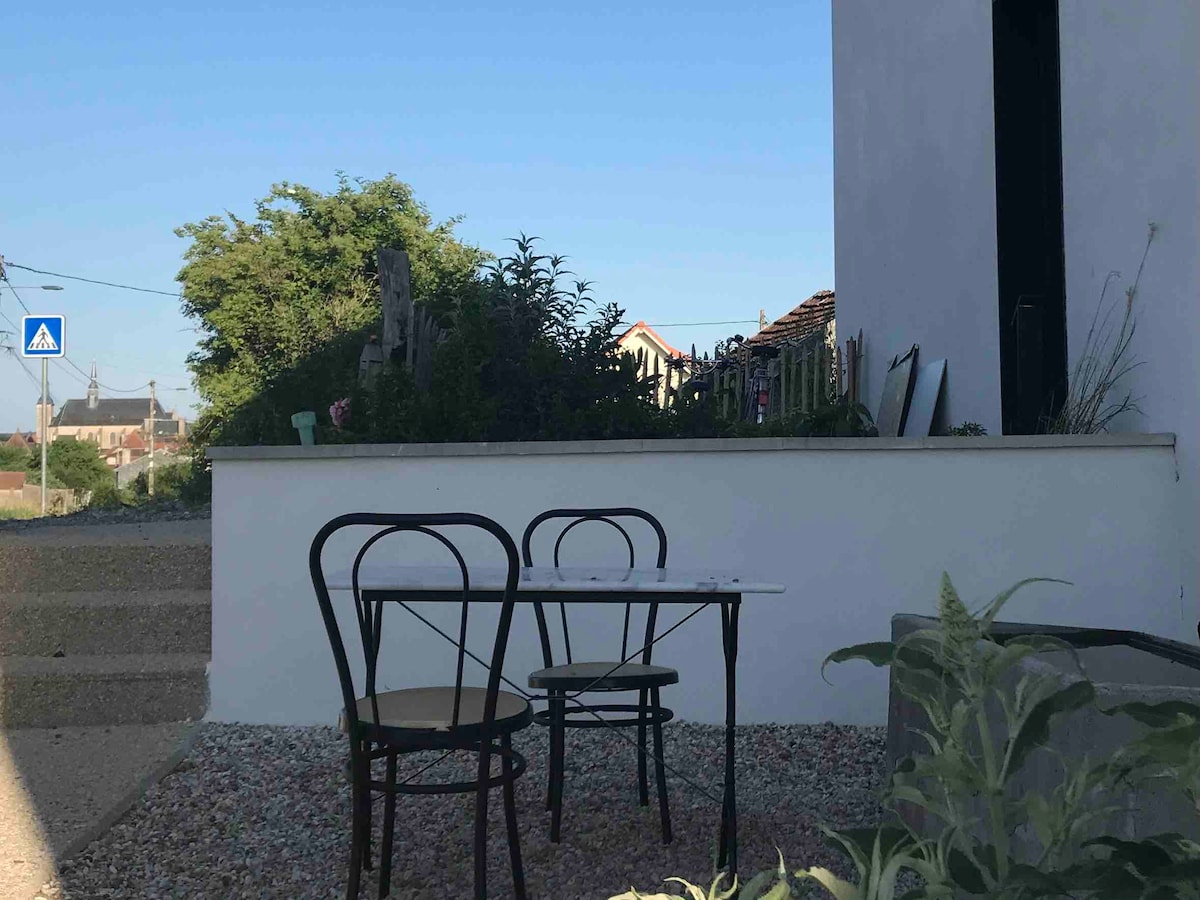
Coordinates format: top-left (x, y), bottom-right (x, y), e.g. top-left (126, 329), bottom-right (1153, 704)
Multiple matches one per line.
top-left (0, 654), bottom-right (208, 728)
top-left (0, 591), bottom-right (211, 657)
top-left (0, 544), bottom-right (210, 593)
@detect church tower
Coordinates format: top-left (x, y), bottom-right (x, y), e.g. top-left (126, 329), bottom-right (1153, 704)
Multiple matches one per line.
top-left (87, 361), bottom-right (99, 410)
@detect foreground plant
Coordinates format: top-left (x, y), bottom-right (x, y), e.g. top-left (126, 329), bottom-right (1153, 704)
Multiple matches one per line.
top-left (615, 572), bottom-right (1200, 900)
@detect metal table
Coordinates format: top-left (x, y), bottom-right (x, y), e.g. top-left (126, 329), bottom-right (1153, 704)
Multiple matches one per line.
top-left (329, 564), bottom-right (785, 878)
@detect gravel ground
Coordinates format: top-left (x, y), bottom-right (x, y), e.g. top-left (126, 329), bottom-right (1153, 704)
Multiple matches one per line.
top-left (0, 501), bottom-right (210, 533)
top-left (36, 721), bottom-right (887, 900)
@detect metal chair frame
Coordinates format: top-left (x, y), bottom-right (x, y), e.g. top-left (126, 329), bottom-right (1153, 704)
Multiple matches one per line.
top-left (310, 512), bottom-right (530, 900)
top-left (521, 507), bottom-right (675, 843)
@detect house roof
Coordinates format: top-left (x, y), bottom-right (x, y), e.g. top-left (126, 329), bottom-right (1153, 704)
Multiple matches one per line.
top-left (51, 398), bottom-right (166, 428)
top-left (0, 471), bottom-right (27, 490)
top-left (122, 431), bottom-right (147, 450)
top-left (616, 321), bottom-right (684, 358)
top-left (2, 431), bottom-right (33, 449)
top-left (745, 290), bottom-right (835, 347)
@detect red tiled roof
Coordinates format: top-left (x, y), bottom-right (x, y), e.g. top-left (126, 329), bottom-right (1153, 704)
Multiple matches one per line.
top-left (0, 471), bottom-right (27, 491)
top-left (745, 291), bottom-right (835, 347)
top-left (122, 431), bottom-right (146, 450)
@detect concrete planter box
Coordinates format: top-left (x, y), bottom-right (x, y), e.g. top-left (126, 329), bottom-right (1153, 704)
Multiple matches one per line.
top-left (887, 614), bottom-right (1200, 858)
top-left (206, 434), bottom-right (1188, 727)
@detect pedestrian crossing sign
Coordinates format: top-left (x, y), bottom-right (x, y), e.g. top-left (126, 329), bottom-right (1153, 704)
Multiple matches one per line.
top-left (22, 315), bottom-right (65, 358)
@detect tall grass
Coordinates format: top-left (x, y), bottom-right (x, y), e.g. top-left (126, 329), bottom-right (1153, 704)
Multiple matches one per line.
top-left (1046, 223), bottom-right (1157, 434)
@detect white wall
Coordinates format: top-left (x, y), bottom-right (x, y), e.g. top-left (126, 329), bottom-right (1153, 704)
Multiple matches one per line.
top-left (832, 0), bottom-right (1199, 626)
top-left (832, 0), bottom-right (1002, 432)
top-left (209, 437), bottom-right (1184, 728)
top-left (1057, 0), bottom-right (1200, 655)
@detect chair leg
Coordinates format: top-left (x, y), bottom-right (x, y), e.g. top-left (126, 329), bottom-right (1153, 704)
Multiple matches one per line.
top-left (651, 687), bottom-right (673, 844)
top-left (501, 733), bottom-right (527, 900)
top-left (637, 688), bottom-right (650, 806)
top-left (378, 752), bottom-right (398, 897)
top-left (361, 742), bottom-right (373, 872)
top-left (346, 759), bottom-right (367, 900)
top-left (474, 739), bottom-right (492, 900)
top-left (544, 697), bottom-right (556, 812)
top-left (550, 696), bottom-right (565, 843)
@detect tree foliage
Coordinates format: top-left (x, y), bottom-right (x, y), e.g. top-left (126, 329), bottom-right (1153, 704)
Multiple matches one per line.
top-left (45, 438), bottom-right (113, 492)
top-left (0, 445), bottom-right (30, 471)
top-left (176, 174), bottom-right (487, 444)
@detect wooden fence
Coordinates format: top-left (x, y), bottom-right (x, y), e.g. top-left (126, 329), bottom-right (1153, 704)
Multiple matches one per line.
top-left (628, 328), bottom-right (864, 423)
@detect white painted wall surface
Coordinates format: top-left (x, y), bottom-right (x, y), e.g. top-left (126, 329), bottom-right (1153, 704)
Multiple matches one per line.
top-left (209, 438), bottom-right (1184, 728)
top-left (832, 0), bottom-right (1002, 433)
top-left (1058, 0), bottom-right (1200, 649)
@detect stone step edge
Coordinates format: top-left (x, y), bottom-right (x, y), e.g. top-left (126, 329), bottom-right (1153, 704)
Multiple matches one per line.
top-left (0, 590), bottom-right (211, 608)
top-left (0, 520), bottom-right (211, 548)
top-left (1, 654), bottom-right (210, 678)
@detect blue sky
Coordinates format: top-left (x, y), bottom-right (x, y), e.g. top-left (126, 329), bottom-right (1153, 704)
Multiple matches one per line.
top-left (0, 1), bottom-right (833, 432)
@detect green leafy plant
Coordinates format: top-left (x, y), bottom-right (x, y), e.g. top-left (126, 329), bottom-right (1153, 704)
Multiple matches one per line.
top-left (795, 395), bottom-right (878, 437)
top-left (618, 573), bottom-right (1200, 900)
top-left (946, 422), bottom-right (987, 437)
top-left (0, 444), bottom-right (32, 471)
top-left (88, 480), bottom-right (132, 510)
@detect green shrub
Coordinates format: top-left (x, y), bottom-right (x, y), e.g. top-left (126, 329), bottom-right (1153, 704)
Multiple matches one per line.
top-left (88, 480), bottom-right (130, 510)
top-left (795, 396), bottom-right (878, 437)
top-left (618, 574), bottom-right (1200, 900)
top-left (946, 421), bottom-right (987, 436)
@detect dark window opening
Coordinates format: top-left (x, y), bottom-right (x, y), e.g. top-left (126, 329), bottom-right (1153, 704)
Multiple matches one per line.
top-left (993, 0), bottom-right (1068, 434)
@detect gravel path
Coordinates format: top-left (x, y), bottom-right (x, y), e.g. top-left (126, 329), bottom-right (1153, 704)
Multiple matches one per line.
top-left (36, 722), bottom-right (886, 900)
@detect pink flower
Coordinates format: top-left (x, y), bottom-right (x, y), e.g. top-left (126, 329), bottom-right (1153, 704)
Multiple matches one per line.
top-left (329, 398), bottom-right (351, 430)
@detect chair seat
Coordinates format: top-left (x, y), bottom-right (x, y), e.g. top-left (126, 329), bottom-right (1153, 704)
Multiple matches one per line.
top-left (528, 661), bottom-right (679, 691)
top-left (339, 686), bottom-right (532, 735)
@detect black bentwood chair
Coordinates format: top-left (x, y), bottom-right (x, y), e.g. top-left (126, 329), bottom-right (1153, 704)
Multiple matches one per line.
top-left (523, 507), bottom-right (676, 844)
top-left (309, 513), bottom-right (532, 900)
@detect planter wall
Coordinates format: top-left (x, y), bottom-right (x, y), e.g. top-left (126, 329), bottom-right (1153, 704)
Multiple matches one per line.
top-left (208, 434), bottom-right (1187, 727)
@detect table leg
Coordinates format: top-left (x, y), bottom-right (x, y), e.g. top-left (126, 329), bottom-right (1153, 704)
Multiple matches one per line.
top-left (717, 596), bottom-right (740, 877)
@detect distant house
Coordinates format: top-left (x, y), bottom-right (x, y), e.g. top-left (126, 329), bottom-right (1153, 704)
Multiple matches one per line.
top-left (746, 290), bottom-right (836, 349)
top-left (1, 431), bottom-right (35, 450)
top-left (33, 364), bottom-right (189, 467)
top-left (115, 450), bottom-right (183, 488)
top-left (616, 321), bottom-right (692, 407)
top-left (0, 471), bottom-right (26, 491)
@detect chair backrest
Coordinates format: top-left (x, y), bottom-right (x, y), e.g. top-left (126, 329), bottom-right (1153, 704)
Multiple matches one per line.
top-left (520, 507), bottom-right (668, 669)
top-left (309, 512), bottom-right (520, 736)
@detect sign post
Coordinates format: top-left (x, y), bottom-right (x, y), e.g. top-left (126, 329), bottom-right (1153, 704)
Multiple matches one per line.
top-left (22, 315), bottom-right (65, 516)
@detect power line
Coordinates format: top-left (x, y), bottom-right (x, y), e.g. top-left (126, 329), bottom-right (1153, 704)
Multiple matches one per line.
top-left (51, 359), bottom-right (91, 388)
top-left (3, 262), bottom-right (181, 298)
top-left (2, 347), bottom-right (51, 402)
top-left (0, 272), bottom-right (33, 316)
top-left (644, 319), bottom-right (759, 328)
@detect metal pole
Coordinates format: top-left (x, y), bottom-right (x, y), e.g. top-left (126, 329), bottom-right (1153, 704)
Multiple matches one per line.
top-left (40, 358), bottom-right (48, 515)
top-left (148, 379), bottom-right (156, 498)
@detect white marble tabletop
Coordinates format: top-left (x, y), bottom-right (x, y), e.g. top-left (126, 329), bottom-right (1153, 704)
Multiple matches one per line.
top-left (326, 565), bottom-right (785, 596)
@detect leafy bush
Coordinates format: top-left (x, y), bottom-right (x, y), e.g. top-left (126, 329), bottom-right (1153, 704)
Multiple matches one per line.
top-left (88, 480), bottom-right (131, 510)
top-left (311, 236), bottom-right (671, 444)
top-left (946, 421), bottom-right (987, 437)
top-left (618, 574), bottom-right (1200, 900)
top-left (0, 445), bottom-right (31, 471)
top-left (795, 396), bottom-right (878, 437)
top-left (42, 438), bottom-right (113, 493)
top-left (177, 174), bottom-right (487, 447)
